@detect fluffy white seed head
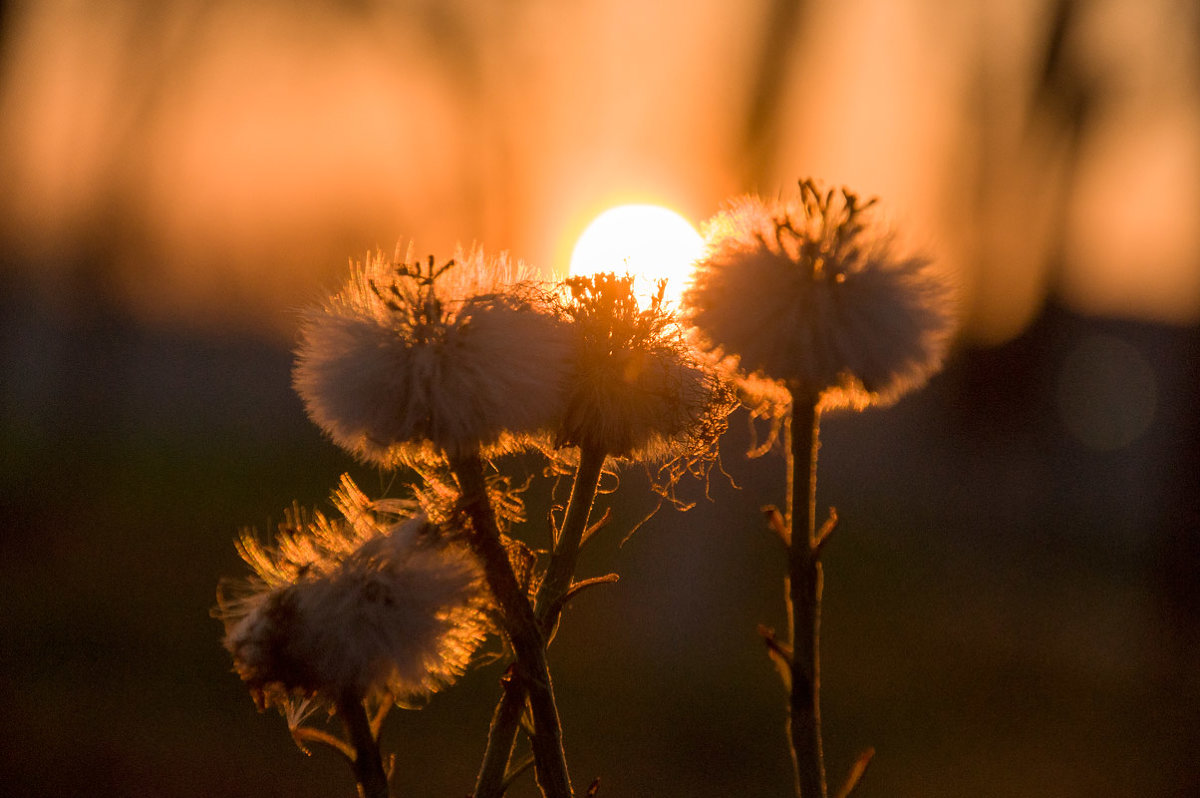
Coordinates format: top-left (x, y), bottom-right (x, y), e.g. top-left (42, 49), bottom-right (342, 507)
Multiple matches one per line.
top-left (685, 181), bottom-right (956, 410)
top-left (217, 476), bottom-right (490, 707)
top-left (555, 273), bottom-right (736, 463)
top-left (294, 246), bottom-right (573, 467)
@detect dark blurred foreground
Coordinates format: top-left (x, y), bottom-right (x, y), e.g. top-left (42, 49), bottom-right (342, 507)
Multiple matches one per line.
top-left (2, 275), bottom-right (1197, 798)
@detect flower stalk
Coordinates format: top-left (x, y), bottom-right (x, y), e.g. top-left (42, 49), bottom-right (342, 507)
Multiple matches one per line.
top-left (473, 270), bottom-right (732, 797)
top-left (786, 391), bottom-right (827, 798)
top-left (337, 693), bottom-right (391, 798)
top-left (216, 181), bottom-right (948, 796)
top-left (474, 444), bottom-right (606, 798)
top-left (684, 180), bottom-right (954, 797)
top-left (537, 446), bottom-right (607, 629)
top-left (473, 663), bottom-right (530, 798)
top-left (449, 453), bottom-right (573, 798)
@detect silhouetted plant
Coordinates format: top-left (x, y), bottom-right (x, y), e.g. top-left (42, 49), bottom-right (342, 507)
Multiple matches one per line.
top-left (685, 178), bottom-right (955, 797)
top-left (217, 179), bottom-right (953, 798)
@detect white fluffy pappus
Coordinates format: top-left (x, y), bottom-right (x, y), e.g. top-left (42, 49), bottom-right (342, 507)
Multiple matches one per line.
top-left (218, 477), bottom-right (490, 707)
top-left (294, 246), bottom-right (572, 467)
top-left (685, 181), bottom-right (956, 410)
top-left (555, 274), bottom-right (736, 463)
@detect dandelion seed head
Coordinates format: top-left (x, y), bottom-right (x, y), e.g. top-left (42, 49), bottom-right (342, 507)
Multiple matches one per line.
top-left (217, 477), bottom-right (491, 709)
top-left (685, 180), bottom-right (956, 410)
top-left (294, 245), bottom-right (572, 467)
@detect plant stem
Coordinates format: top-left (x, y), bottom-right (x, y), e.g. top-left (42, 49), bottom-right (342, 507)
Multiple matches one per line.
top-left (536, 446), bottom-right (606, 628)
top-left (787, 394), bottom-right (827, 798)
top-left (338, 693), bottom-right (390, 798)
top-left (473, 446), bottom-right (606, 798)
top-left (474, 665), bottom-right (529, 798)
top-left (450, 454), bottom-right (573, 798)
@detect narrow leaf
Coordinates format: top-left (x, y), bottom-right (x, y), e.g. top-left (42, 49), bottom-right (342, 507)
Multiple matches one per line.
top-left (757, 624), bottom-right (794, 690)
top-left (369, 694), bottom-right (393, 738)
top-left (834, 747), bottom-right (875, 798)
top-left (290, 727), bottom-right (355, 762)
top-left (501, 753), bottom-right (535, 791)
top-left (762, 505), bottom-right (789, 546)
top-left (563, 573), bottom-right (620, 604)
top-left (580, 507), bottom-right (613, 547)
top-left (814, 507), bottom-right (839, 554)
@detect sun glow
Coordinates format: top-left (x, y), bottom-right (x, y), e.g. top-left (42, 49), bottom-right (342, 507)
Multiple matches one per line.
top-left (568, 204), bottom-right (705, 306)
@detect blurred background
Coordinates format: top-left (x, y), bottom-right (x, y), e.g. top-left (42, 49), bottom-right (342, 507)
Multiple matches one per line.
top-left (1, 0), bottom-right (1197, 795)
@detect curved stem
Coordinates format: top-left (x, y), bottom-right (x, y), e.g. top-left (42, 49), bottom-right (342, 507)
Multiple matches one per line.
top-left (450, 454), bottom-right (573, 798)
top-left (787, 395), bottom-right (827, 798)
top-left (473, 446), bottom-right (606, 798)
top-left (337, 693), bottom-right (390, 798)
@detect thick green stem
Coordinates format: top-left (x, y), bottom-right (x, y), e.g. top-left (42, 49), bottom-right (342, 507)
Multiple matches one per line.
top-left (450, 454), bottom-right (573, 798)
top-left (473, 446), bottom-right (606, 798)
top-left (787, 395), bottom-right (827, 798)
top-left (338, 694), bottom-right (390, 798)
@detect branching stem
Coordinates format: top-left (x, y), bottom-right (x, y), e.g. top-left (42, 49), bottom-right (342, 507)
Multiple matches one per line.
top-left (472, 446), bottom-right (606, 798)
top-left (474, 666), bottom-right (528, 797)
top-left (537, 446), bottom-right (607, 628)
top-left (451, 454), bottom-right (573, 798)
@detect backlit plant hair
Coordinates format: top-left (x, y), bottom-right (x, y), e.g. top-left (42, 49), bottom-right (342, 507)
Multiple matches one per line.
top-left (686, 178), bottom-right (954, 410)
top-left (294, 245), bottom-right (572, 468)
top-left (468, 273), bottom-right (737, 798)
top-left (684, 178), bottom-right (956, 798)
top-left (293, 245), bottom-right (580, 797)
top-left (217, 178), bottom-right (954, 798)
top-left (556, 272), bottom-right (736, 465)
top-left (216, 475), bottom-right (490, 796)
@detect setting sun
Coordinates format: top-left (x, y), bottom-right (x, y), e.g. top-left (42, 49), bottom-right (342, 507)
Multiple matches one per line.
top-left (568, 204), bottom-right (704, 306)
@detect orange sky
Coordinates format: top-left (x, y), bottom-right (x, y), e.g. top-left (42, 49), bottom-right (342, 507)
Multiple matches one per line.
top-left (1, 0), bottom-right (1196, 341)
